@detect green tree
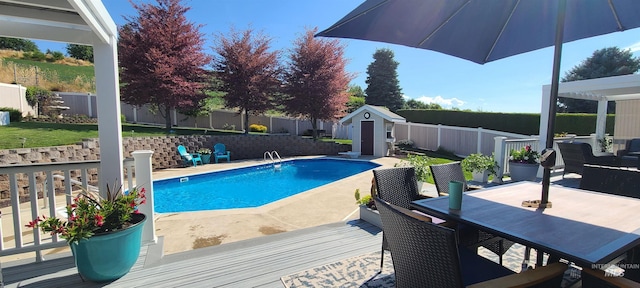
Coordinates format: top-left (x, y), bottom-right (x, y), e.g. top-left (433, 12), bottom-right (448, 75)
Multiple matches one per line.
top-left (345, 85), bottom-right (365, 113)
top-left (364, 48), bottom-right (404, 111)
top-left (558, 47), bottom-right (640, 113)
top-left (0, 37), bottom-right (38, 52)
top-left (66, 44), bottom-right (94, 63)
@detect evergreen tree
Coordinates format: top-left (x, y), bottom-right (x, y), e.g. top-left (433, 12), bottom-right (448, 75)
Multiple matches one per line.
top-left (364, 48), bottom-right (404, 111)
top-left (283, 28), bottom-right (352, 139)
top-left (558, 47), bottom-right (640, 113)
top-left (118, 0), bottom-right (211, 130)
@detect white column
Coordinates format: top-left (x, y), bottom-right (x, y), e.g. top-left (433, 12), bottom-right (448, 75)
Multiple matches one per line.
top-left (133, 107), bottom-right (138, 123)
top-left (132, 150), bottom-right (156, 244)
top-left (595, 100), bottom-right (608, 141)
top-left (87, 93), bottom-right (93, 118)
top-left (172, 109), bottom-right (178, 126)
top-left (437, 124), bottom-right (442, 148)
top-left (539, 86), bottom-right (552, 153)
top-left (93, 35), bottom-right (124, 195)
top-left (493, 136), bottom-right (507, 183)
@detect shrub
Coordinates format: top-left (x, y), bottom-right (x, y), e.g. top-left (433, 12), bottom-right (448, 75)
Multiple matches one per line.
top-left (0, 107), bottom-right (22, 122)
top-left (249, 124), bottom-right (267, 133)
top-left (222, 123), bottom-right (235, 130)
top-left (461, 153), bottom-right (499, 176)
top-left (395, 139), bottom-right (414, 149)
top-left (51, 51), bottom-right (65, 61)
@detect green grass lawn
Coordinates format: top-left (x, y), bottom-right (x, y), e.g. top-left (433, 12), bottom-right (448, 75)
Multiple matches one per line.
top-left (0, 122), bottom-right (240, 149)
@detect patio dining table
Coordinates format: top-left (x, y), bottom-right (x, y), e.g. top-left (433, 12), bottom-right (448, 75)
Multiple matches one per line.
top-left (410, 181), bottom-right (640, 269)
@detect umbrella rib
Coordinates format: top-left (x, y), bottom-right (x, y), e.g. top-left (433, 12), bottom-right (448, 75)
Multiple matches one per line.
top-left (484, 0), bottom-right (521, 63)
top-left (319, 0), bottom-right (391, 33)
top-left (607, 0), bottom-right (625, 30)
top-left (418, 0), bottom-right (471, 46)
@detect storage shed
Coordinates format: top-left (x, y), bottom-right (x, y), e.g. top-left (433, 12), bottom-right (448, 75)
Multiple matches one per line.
top-left (339, 105), bottom-right (406, 157)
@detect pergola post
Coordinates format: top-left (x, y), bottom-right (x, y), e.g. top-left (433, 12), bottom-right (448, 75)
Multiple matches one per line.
top-left (93, 35), bottom-right (124, 195)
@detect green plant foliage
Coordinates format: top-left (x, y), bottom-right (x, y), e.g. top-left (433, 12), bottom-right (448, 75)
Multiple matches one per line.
top-left (354, 188), bottom-right (374, 207)
top-left (461, 153), bottom-right (499, 176)
top-left (509, 145), bottom-right (540, 164)
top-left (0, 37), bottom-right (39, 52)
top-left (395, 154), bottom-right (431, 182)
top-left (198, 148), bottom-right (212, 155)
top-left (249, 124), bottom-right (268, 133)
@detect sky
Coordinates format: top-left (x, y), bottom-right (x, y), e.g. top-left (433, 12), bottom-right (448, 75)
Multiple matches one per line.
top-left (33, 0), bottom-right (640, 114)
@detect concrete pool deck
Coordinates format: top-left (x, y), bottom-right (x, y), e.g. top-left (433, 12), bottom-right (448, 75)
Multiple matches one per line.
top-left (150, 155), bottom-right (403, 255)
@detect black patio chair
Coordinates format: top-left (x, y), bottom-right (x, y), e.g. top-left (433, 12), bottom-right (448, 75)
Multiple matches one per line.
top-left (372, 167), bottom-right (440, 273)
top-left (556, 141), bottom-right (620, 178)
top-left (374, 197), bottom-right (567, 288)
top-left (429, 162), bottom-right (516, 265)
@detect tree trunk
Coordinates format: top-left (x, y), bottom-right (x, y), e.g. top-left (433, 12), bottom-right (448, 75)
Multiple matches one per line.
top-left (165, 106), bottom-right (172, 131)
top-left (244, 109), bottom-right (249, 134)
top-left (311, 116), bottom-right (318, 140)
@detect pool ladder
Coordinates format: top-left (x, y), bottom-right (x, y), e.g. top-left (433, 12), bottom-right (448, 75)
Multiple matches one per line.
top-left (264, 150), bottom-right (282, 170)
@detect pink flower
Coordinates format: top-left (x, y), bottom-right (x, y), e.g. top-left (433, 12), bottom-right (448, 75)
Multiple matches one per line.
top-left (94, 214), bottom-right (104, 226)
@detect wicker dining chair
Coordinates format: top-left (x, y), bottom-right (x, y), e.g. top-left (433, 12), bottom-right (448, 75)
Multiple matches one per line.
top-left (429, 161), bottom-right (516, 265)
top-left (372, 167), bottom-right (430, 273)
top-left (374, 197), bottom-right (567, 288)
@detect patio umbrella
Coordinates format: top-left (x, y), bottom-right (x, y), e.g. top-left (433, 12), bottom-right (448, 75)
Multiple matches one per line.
top-left (316, 0), bottom-right (640, 207)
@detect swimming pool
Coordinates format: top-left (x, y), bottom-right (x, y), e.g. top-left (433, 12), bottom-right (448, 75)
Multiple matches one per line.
top-left (153, 158), bottom-right (380, 213)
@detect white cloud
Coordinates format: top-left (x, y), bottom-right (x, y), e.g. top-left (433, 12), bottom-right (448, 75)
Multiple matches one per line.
top-left (413, 95), bottom-right (465, 108)
top-left (624, 41), bottom-right (640, 53)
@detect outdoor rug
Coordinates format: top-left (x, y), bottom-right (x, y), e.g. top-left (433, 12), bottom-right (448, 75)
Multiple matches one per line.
top-left (280, 251), bottom-right (395, 288)
top-left (281, 245), bottom-right (582, 288)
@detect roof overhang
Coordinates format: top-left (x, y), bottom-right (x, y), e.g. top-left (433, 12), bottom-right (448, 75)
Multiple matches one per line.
top-left (0, 0), bottom-right (117, 45)
top-left (340, 104), bottom-right (406, 125)
top-left (544, 74), bottom-right (640, 102)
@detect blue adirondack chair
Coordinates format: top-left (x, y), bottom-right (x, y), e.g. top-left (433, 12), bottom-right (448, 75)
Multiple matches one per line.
top-left (177, 145), bottom-right (203, 167)
top-left (213, 143), bottom-right (231, 163)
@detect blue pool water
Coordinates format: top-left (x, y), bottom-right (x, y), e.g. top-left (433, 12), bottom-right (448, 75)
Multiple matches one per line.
top-left (153, 158), bottom-right (380, 213)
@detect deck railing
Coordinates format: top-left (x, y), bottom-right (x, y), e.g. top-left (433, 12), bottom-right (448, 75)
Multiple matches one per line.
top-left (0, 151), bottom-right (155, 262)
top-left (493, 135), bottom-right (598, 181)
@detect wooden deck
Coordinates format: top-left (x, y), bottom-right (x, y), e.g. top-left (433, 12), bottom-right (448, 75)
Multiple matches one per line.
top-left (3, 220), bottom-right (382, 288)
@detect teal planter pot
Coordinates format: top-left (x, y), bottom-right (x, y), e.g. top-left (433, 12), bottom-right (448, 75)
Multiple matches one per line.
top-left (70, 213), bottom-right (146, 282)
top-left (201, 154), bottom-right (211, 164)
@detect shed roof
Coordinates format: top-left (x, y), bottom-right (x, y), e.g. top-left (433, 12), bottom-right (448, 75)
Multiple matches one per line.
top-left (340, 104), bottom-right (406, 125)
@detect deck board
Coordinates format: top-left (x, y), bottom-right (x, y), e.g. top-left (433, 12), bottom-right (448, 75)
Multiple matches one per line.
top-left (3, 220), bottom-right (381, 287)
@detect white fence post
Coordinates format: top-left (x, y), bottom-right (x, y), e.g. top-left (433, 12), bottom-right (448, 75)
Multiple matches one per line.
top-left (437, 124), bottom-right (442, 148)
top-left (132, 150), bottom-right (156, 245)
top-left (494, 136), bottom-right (507, 183)
top-left (477, 127), bottom-right (483, 154)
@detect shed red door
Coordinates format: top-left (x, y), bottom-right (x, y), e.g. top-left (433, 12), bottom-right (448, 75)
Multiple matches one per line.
top-left (361, 121), bottom-right (374, 155)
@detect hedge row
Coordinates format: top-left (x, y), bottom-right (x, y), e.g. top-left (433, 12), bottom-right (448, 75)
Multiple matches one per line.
top-left (396, 109), bottom-right (614, 136)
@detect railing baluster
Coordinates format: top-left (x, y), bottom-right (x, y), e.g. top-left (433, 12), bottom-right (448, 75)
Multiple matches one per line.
top-left (9, 173), bottom-right (22, 250)
top-left (28, 172), bottom-right (44, 261)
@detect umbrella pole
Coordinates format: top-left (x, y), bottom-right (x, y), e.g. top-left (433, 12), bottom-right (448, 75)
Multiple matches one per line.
top-left (541, 0), bottom-right (568, 207)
